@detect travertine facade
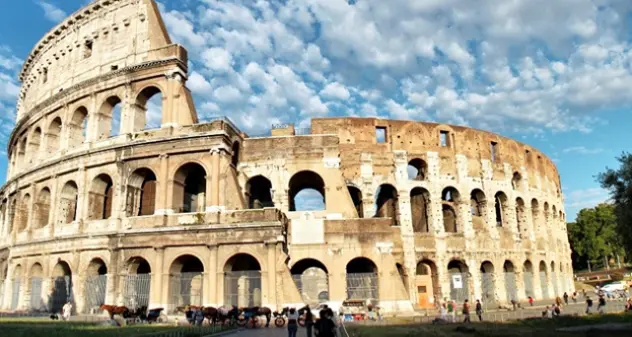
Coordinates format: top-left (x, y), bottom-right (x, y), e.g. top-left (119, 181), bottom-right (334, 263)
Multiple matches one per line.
top-left (0, 0), bottom-right (573, 314)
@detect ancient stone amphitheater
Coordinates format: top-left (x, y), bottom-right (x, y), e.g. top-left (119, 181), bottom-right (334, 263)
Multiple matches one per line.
top-left (0, 0), bottom-right (572, 315)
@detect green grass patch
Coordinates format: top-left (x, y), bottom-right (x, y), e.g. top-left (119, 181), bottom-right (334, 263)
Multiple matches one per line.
top-left (344, 313), bottom-right (632, 337)
top-left (0, 318), bottom-right (233, 337)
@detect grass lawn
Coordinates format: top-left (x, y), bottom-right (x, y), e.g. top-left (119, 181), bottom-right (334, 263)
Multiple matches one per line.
top-left (0, 318), bottom-right (234, 337)
top-left (344, 313), bottom-right (632, 337)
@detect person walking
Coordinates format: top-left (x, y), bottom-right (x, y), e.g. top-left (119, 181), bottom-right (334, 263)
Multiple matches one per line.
top-left (597, 295), bottom-right (606, 314)
top-left (572, 292), bottom-right (577, 303)
top-left (528, 296), bottom-right (534, 306)
top-left (462, 300), bottom-right (471, 323)
top-left (563, 292), bottom-right (569, 305)
top-left (475, 299), bottom-right (483, 321)
top-left (447, 300), bottom-right (455, 323)
top-left (287, 308), bottom-right (299, 337)
top-left (314, 309), bottom-right (336, 337)
top-left (585, 296), bottom-right (593, 314)
top-left (439, 302), bottom-right (447, 321)
top-left (304, 305), bottom-right (314, 337)
top-left (62, 301), bottom-right (72, 321)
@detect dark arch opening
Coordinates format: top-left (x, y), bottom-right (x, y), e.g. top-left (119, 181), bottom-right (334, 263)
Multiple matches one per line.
top-left (89, 174), bottom-right (114, 220)
top-left (375, 184), bottom-right (399, 226)
top-left (291, 259), bottom-right (329, 304)
top-left (246, 175), bottom-right (274, 209)
top-left (47, 117), bottom-right (62, 153)
top-left (97, 96), bottom-right (123, 139)
top-left (512, 172), bottom-right (522, 190)
top-left (231, 141), bottom-right (240, 167)
top-left (347, 185), bottom-right (363, 218)
top-left (289, 171), bottom-right (325, 211)
top-left (291, 258), bottom-right (329, 275)
top-left (442, 187), bottom-right (460, 233)
top-left (224, 254), bottom-right (261, 272)
top-left (51, 261), bottom-right (73, 313)
top-left (495, 192), bottom-right (508, 226)
top-left (135, 86), bottom-right (163, 130)
top-left (60, 181), bottom-right (79, 224)
top-left (127, 168), bottom-right (157, 216)
top-left (173, 163), bottom-right (207, 213)
top-left (169, 255), bottom-right (205, 312)
top-left (407, 158), bottom-right (428, 180)
top-left (68, 106), bottom-right (89, 146)
top-left (410, 187), bottom-right (430, 232)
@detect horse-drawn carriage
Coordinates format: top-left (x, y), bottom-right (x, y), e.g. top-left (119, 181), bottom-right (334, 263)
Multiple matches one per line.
top-left (99, 305), bottom-right (167, 325)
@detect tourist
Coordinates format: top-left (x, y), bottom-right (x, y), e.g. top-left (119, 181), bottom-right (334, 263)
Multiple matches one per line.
top-left (572, 292), bottom-right (577, 303)
top-left (314, 309), bottom-right (336, 337)
top-left (475, 299), bottom-right (483, 321)
top-left (563, 292), bottom-right (569, 305)
top-left (439, 302), bottom-right (447, 321)
top-left (287, 308), bottom-right (299, 337)
top-left (462, 300), bottom-right (471, 323)
top-left (555, 296), bottom-right (562, 308)
top-left (528, 296), bottom-right (534, 306)
top-left (447, 300), bottom-right (455, 322)
top-left (194, 308), bottom-right (205, 326)
top-left (62, 301), bottom-right (72, 321)
top-left (304, 305), bottom-right (314, 337)
top-left (542, 306), bottom-right (552, 319)
top-left (598, 295), bottom-right (606, 314)
top-left (553, 304), bottom-right (561, 317)
top-left (585, 296), bottom-right (593, 314)
top-left (625, 298), bottom-right (632, 312)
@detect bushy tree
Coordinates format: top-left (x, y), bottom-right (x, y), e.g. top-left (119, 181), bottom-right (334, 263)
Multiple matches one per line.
top-left (599, 152), bottom-right (632, 256)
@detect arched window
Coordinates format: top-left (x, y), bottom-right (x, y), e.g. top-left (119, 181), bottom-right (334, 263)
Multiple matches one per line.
top-left (224, 254), bottom-right (262, 307)
top-left (347, 185), bottom-right (363, 218)
top-left (127, 168), bottom-right (157, 216)
top-left (410, 187), bottom-right (430, 232)
top-left (494, 192), bottom-right (508, 226)
top-left (246, 175), bottom-right (274, 209)
top-left (27, 128), bottom-right (42, 163)
top-left (169, 255), bottom-right (205, 312)
top-left (51, 261), bottom-right (73, 313)
top-left (289, 171), bottom-right (325, 211)
top-left (291, 259), bottom-right (329, 303)
top-left (135, 86), bottom-right (163, 131)
top-left (84, 258), bottom-right (108, 313)
top-left (96, 96), bottom-right (122, 139)
top-left (504, 261), bottom-right (517, 302)
top-left (29, 263), bottom-right (44, 310)
top-left (441, 187), bottom-right (460, 233)
top-left (512, 172), bottom-right (522, 190)
top-left (173, 163), bottom-right (207, 213)
top-left (415, 259), bottom-right (440, 308)
top-left (375, 184), bottom-right (399, 226)
top-left (47, 117), bottom-right (62, 153)
top-left (33, 188), bottom-right (51, 229)
top-left (448, 260), bottom-right (469, 302)
top-left (15, 194), bottom-right (30, 233)
top-left (123, 257), bottom-right (152, 310)
top-left (89, 174), bottom-right (114, 220)
top-left (346, 257), bottom-right (379, 300)
top-left (407, 158), bottom-right (427, 180)
top-left (516, 198), bottom-right (525, 236)
top-left (17, 138), bottom-right (26, 168)
top-left (59, 181), bottom-right (79, 224)
top-left (470, 189), bottom-right (487, 232)
top-left (68, 106), bottom-right (88, 146)
top-left (523, 260), bottom-right (534, 298)
top-left (480, 261), bottom-right (495, 304)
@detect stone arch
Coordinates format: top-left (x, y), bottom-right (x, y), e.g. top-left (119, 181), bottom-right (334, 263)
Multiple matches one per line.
top-left (8, 198), bottom-right (17, 234)
top-left (86, 258), bottom-right (108, 277)
top-left (480, 261), bottom-right (496, 304)
top-left (223, 253), bottom-right (262, 307)
top-left (84, 258), bottom-right (108, 314)
top-left (14, 193), bottom-right (30, 233)
top-left (67, 106), bottom-right (89, 147)
top-left (407, 158), bottom-right (428, 180)
top-left (503, 260), bottom-right (518, 302)
top-left (168, 255), bottom-right (205, 312)
top-left (290, 258), bottom-right (329, 304)
top-left (17, 137), bottom-right (27, 168)
top-left (415, 259), bottom-right (440, 308)
top-left (28, 127), bottom-right (43, 162)
top-left (246, 175), bottom-right (274, 209)
top-left (442, 187), bottom-right (460, 233)
top-left (126, 256), bottom-right (152, 275)
top-left (96, 96), bottom-right (123, 139)
top-left (33, 187), bottom-right (51, 229)
top-left (231, 141), bottom-right (240, 167)
top-left (543, 202), bottom-right (550, 226)
top-left (51, 260), bottom-right (73, 313)
top-left (494, 191), bottom-right (508, 227)
top-left (347, 185), bottom-right (363, 218)
top-left (538, 261), bottom-right (549, 299)
top-left (346, 257), bottom-right (379, 300)
top-left (59, 181), bottom-right (79, 224)
top-left (123, 256), bottom-right (151, 310)
top-left (46, 117), bottom-right (62, 153)
top-left (288, 170), bottom-right (325, 211)
top-left (88, 174), bottom-right (114, 220)
top-left (470, 189), bottom-right (487, 231)
top-left (29, 263), bottom-right (44, 310)
top-left (375, 184), bottom-right (399, 226)
top-left (448, 260), bottom-right (469, 302)
top-left (410, 187), bottom-right (430, 232)
top-left (515, 198), bottom-right (526, 236)
top-left (134, 85), bottom-right (163, 130)
top-left (126, 168), bottom-right (157, 216)
top-left (523, 260), bottom-right (534, 298)
top-left (173, 163), bottom-right (207, 213)
top-left (512, 172), bottom-right (522, 190)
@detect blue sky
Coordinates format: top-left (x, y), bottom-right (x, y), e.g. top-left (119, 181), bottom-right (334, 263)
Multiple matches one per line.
top-left (2, 1), bottom-right (632, 220)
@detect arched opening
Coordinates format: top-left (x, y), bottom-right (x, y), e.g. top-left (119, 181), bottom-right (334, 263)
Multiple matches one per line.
top-left (550, 261), bottom-right (558, 297)
top-left (346, 257), bottom-right (379, 300)
top-left (29, 263), bottom-right (44, 310)
top-left (27, 128), bottom-right (42, 163)
top-left (51, 261), bottom-right (73, 313)
top-left (17, 138), bottom-right (26, 168)
top-left (480, 261), bottom-right (495, 305)
top-left (231, 141), bottom-right (240, 167)
top-left (523, 260), bottom-right (534, 299)
top-left (494, 192), bottom-right (508, 226)
top-left (289, 170), bottom-right (326, 211)
top-left (173, 163), bottom-right (207, 213)
top-left (59, 181), bottom-right (79, 224)
top-left (33, 188), bottom-right (51, 229)
top-left (410, 187), bottom-right (430, 232)
top-left (291, 259), bottom-right (329, 304)
top-left (375, 184), bottom-right (399, 226)
top-left (46, 117), bottom-right (62, 153)
top-left (512, 172), bottom-right (522, 190)
top-left (224, 254), bottom-right (262, 307)
top-left (169, 255), bottom-right (204, 312)
top-left (415, 259), bottom-right (439, 308)
top-left (84, 258), bottom-right (108, 314)
top-left (407, 158), bottom-right (428, 180)
top-left (96, 96), bottom-right (123, 139)
top-left (538, 261), bottom-right (549, 299)
top-left (246, 175), bottom-right (274, 209)
top-left (442, 187), bottom-right (460, 233)
top-left (126, 168), bottom-right (157, 216)
top-left (543, 202), bottom-right (550, 228)
top-left (68, 106), bottom-right (89, 147)
top-left (503, 261), bottom-right (517, 302)
top-left (14, 194), bottom-right (30, 233)
top-left (8, 198), bottom-right (17, 234)
top-left (135, 86), bottom-right (163, 130)
top-left (515, 198), bottom-right (526, 237)
top-left (347, 185), bottom-right (363, 218)
top-left (531, 199), bottom-right (540, 232)
top-left (470, 189), bottom-right (487, 231)
top-left (88, 174), bottom-right (114, 220)
top-left (11, 265), bottom-right (22, 310)
top-left (123, 257), bottom-right (151, 310)
top-left (448, 260), bottom-right (469, 302)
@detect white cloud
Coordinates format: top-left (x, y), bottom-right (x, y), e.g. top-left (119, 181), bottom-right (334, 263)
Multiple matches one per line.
top-left (201, 47), bottom-right (234, 72)
top-left (36, 1), bottom-right (67, 23)
top-left (562, 146), bottom-right (604, 154)
top-left (213, 85), bottom-right (242, 103)
top-left (320, 82), bottom-right (350, 101)
top-left (187, 71), bottom-right (213, 95)
top-left (565, 187), bottom-right (611, 217)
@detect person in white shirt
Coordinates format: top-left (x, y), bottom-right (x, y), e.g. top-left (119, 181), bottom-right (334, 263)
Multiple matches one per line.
top-left (62, 301), bottom-right (72, 321)
top-left (287, 307), bottom-right (299, 337)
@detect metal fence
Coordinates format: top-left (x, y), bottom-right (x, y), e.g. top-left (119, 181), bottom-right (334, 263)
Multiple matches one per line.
top-left (11, 279), bottom-right (20, 310)
top-left (346, 273), bottom-right (379, 300)
top-left (84, 275), bottom-right (107, 314)
top-left (539, 271), bottom-right (549, 299)
top-left (504, 272), bottom-right (518, 302)
top-left (123, 274), bottom-right (151, 311)
top-left (30, 277), bottom-right (43, 310)
top-left (224, 271), bottom-right (261, 308)
top-left (292, 273), bottom-right (329, 304)
top-left (449, 272), bottom-right (469, 303)
top-left (523, 272), bottom-right (534, 298)
top-left (169, 272), bottom-right (203, 313)
top-left (51, 276), bottom-right (73, 313)
top-left (480, 273), bottom-right (495, 306)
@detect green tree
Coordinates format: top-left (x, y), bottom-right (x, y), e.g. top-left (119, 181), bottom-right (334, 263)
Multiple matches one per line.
top-left (599, 152), bottom-right (632, 256)
top-left (567, 203), bottom-right (624, 271)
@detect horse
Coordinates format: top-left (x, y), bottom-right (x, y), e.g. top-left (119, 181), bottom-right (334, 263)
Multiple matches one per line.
top-left (239, 306), bottom-right (272, 328)
top-left (99, 304), bottom-right (131, 320)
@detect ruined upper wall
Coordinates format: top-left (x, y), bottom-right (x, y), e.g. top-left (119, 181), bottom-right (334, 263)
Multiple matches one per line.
top-left (16, 0), bottom-right (173, 119)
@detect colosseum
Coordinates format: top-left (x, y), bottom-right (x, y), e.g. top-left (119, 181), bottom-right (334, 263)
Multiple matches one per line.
top-left (0, 0), bottom-right (573, 315)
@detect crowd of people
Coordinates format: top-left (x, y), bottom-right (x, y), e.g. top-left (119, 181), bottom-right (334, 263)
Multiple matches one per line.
top-left (286, 304), bottom-right (337, 337)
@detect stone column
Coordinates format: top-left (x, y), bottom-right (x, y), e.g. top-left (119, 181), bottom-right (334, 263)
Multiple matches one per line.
top-left (76, 166), bottom-right (88, 233)
top-left (104, 250), bottom-right (119, 306)
top-left (514, 269), bottom-right (526, 302)
top-left (49, 177), bottom-right (59, 238)
top-left (208, 149), bottom-right (221, 210)
top-left (155, 154), bottom-right (172, 215)
top-left (150, 248), bottom-right (165, 308)
top-left (266, 241), bottom-right (278, 308)
top-left (469, 263), bottom-right (482, 303)
top-left (205, 245), bottom-right (218, 306)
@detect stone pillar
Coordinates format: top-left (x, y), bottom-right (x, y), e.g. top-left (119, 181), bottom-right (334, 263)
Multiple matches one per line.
top-left (76, 166), bottom-right (88, 232)
top-left (85, 94), bottom-right (98, 142)
top-left (49, 177), bottom-right (59, 238)
top-left (266, 241), bottom-right (278, 308)
top-left (205, 245), bottom-right (218, 306)
top-left (515, 269), bottom-right (526, 302)
top-left (469, 262), bottom-right (482, 303)
top-left (162, 72), bottom-right (182, 128)
top-left (150, 248), bottom-right (165, 308)
top-left (155, 154), bottom-right (172, 215)
top-left (119, 83), bottom-right (137, 134)
top-left (458, 199), bottom-right (474, 238)
top-left (533, 265), bottom-right (543, 300)
top-left (494, 268), bottom-right (508, 305)
top-left (104, 250), bottom-right (119, 306)
top-left (430, 191), bottom-right (444, 235)
top-left (208, 149), bottom-right (221, 210)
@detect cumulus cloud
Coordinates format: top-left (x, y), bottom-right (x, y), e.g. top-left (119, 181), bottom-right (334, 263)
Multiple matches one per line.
top-left (565, 187), bottom-right (611, 220)
top-left (320, 82), bottom-right (350, 101)
top-left (562, 146), bottom-right (604, 154)
top-left (36, 1), bottom-right (67, 23)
